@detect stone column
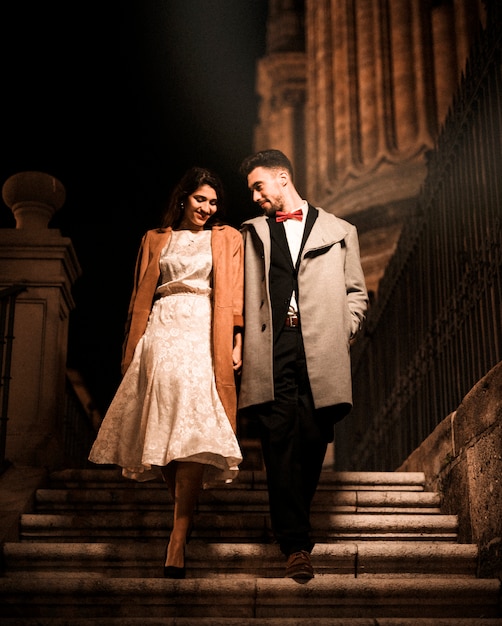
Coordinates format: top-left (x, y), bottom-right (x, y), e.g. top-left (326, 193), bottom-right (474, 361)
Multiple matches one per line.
top-left (254, 0), bottom-right (308, 193)
top-left (0, 171), bottom-right (81, 468)
top-left (432, 0), bottom-right (459, 125)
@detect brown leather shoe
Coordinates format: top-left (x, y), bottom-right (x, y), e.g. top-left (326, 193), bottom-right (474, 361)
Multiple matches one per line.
top-left (285, 550), bottom-right (314, 584)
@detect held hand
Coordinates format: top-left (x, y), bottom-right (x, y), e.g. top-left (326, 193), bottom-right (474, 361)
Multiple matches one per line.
top-left (232, 331), bottom-right (243, 374)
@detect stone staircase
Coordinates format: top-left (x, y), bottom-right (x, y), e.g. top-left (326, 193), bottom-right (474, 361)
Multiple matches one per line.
top-left (0, 465), bottom-right (501, 624)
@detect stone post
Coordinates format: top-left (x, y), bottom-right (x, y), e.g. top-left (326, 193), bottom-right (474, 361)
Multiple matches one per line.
top-left (0, 171), bottom-right (81, 468)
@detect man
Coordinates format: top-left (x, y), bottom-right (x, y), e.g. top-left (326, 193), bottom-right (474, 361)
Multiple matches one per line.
top-left (238, 149), bottom-right (368, 583)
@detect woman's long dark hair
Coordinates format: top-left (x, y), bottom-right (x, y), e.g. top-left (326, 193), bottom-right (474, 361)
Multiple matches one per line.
top-left (159, 166), bottom-right (227, 229)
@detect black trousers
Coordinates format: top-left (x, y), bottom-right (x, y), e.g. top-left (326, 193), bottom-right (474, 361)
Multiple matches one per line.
top-left (255, 325), bottom-right (330, 556)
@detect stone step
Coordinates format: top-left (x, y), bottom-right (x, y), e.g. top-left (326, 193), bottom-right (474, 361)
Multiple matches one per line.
top-left (33, 486), bottom-right (441, 513)
top-left (18, 511), bottom-right (459, 542)
top-left (47, 468), bottom-right (428, 491)
top-left (2, 617), bottom-right (502, 626)
top-left (0, 576), bottom-right (499, 620)
top-left (3, 467), bottom-right (499, 622)
top-left (2, 541), bottom-right (479, 578)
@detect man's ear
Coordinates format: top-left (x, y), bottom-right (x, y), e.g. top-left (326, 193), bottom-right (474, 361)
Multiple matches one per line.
top-left (278, 169), bottom-right (289, 186)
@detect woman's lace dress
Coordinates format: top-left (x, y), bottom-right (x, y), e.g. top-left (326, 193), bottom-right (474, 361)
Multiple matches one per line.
top-left (88, 229), bottom-right (243, 484)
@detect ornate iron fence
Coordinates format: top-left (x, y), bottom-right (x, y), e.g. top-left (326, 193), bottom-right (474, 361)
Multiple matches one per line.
top-left (336, 0), bottom-right (502, 470)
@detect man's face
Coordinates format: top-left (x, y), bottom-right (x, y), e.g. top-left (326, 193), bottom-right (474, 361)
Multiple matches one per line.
top-left (247, 166), bottom-right (286, 216)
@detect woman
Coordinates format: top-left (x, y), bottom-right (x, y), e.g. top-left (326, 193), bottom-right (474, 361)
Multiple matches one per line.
top-left (88, 166), bottom-right (244, 578)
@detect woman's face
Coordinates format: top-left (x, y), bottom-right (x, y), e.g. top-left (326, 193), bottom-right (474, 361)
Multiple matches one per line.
top-left (180, 184), bottom-right (218, 230)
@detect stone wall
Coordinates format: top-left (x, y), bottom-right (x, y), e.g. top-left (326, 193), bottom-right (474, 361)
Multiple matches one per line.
top-left (398, 360), bottom-right (502, 579)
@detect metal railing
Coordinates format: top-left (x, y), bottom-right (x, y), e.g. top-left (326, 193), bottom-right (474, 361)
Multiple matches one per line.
top-left (336, 0), bottom-right (502, 471)
top-left (63, 374), bottom-right (99, 468)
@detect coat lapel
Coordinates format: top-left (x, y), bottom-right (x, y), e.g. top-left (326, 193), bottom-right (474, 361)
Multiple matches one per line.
top-left (297, 205), bottom-right (318, 267)
top-left (268, 217), bottom-right (293, 267)
top-left (210, 225), bottom-right (224, 269)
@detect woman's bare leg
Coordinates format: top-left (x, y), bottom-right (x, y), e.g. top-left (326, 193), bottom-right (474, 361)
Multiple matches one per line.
top-left (161, 462), bottom-right (176, 499)
top-left (161, 460), bottom-right (204, 568)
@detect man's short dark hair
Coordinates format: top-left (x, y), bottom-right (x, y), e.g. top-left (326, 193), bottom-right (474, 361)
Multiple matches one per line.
top-left (240, 149), bottom-right (294, 178)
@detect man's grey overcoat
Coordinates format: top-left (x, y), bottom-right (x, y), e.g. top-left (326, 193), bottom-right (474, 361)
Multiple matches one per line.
top-left (238, 206), bottom-right (368, 414)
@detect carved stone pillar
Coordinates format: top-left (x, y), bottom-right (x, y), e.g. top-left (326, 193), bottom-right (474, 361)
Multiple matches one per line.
top-left (0, 171), bottom-right (81, 468)
top-left (255, 54), bottom-right (307, 192)
top-left (254, 0), bottom-right (308, 193)
top-left (303, 0), bottom-right (484, 293)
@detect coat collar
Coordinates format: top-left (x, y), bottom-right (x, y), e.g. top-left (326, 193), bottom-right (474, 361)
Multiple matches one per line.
top-left (303, 207), bottom-right (349, 251)
top-left (241, 204), bottom-right (349, 251)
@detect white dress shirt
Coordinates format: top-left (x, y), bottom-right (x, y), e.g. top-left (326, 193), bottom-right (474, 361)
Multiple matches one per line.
top-left (282, 201), bottom-right (308, 315)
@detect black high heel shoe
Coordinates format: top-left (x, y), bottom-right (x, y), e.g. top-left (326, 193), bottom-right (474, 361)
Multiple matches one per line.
top-left (163, 545), bottom-right (186, 579)
top-left (163, 564), bottom-right (185, 579)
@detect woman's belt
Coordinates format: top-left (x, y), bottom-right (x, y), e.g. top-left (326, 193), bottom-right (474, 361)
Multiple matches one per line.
top-left (155, 281), bottom-right (212, 298)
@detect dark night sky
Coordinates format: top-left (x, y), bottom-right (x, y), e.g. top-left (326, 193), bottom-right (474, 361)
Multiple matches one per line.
top-left (0, 1), bottom-right (267, 414)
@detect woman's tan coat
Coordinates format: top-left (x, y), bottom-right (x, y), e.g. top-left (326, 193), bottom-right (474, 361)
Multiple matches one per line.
top-left (121, 224), bottom-right (244, 431)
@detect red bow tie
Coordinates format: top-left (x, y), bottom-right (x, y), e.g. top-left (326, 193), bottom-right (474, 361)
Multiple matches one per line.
top-left (275, 209), bottom-right (303, 222)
